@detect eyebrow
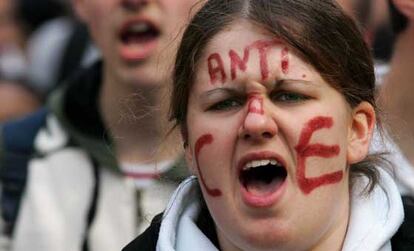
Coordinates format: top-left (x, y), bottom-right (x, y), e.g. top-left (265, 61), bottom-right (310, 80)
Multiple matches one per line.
top-left (199, 87), bottom-right (243, 100)
top-left (199, 79), bottom-right (316, 100)
top-left (275, 79), bottom-right (314, 87)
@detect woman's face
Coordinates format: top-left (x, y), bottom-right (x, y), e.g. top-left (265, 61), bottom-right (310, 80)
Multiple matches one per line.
top-left (185, 20), bottom-right (374, 251)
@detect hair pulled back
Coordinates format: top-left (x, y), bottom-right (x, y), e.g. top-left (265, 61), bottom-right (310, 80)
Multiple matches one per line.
top-left (171, 0), bottom-right (383, 191)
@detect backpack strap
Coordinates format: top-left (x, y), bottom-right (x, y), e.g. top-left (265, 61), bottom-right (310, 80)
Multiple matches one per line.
top-left (56, 21), bottom-right (90, 85)
top-left (82, 157), bottom-right (101, 251)
top-left (391, 195), bottom-right (414, 250)
top-left (0, 108), bottom-right (48, 235)
top-left (122, 213), bottom-right (163, 251)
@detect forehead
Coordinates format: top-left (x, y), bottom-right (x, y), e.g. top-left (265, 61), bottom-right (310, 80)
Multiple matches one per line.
top-left (202, 21), bottom-right (269, 57)
top-left (195, 20), bottom-right (317, 86)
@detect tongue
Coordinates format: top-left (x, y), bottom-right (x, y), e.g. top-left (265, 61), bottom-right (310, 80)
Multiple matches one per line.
top-left (245, 177), bottom-right (283, 196)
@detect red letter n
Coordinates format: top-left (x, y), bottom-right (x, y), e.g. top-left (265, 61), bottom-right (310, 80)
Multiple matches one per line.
top-left (229, 48), bottom-right (249, 80)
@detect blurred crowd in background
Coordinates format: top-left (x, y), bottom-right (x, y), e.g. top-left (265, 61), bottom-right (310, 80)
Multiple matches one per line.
top-left (0, 0), bottom-right (99, 121)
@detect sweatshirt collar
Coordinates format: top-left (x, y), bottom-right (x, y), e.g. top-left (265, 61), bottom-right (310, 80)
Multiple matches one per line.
top-left (157, 177), bottom-right (213, 251)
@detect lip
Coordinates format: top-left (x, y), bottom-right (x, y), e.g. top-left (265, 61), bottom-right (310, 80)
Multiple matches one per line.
top-left (118, 17), bottom-right (161, 62)
top-left (237, 151), bottom-right (288, 208)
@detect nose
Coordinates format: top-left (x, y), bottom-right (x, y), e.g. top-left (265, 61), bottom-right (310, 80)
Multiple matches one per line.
top-left (122, 0), bottom-right (149, 9)
top-left (239, 96), bottom-right (278, 141)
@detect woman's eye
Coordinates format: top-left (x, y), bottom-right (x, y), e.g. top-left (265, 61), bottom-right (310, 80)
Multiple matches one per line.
top-left (208, 98), bottom-right (242, 111)
top-left (272, 91), bottom-right (309, 103)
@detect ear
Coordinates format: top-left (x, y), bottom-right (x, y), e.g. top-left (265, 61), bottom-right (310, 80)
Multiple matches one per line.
top-left (347, 101), bottom-right (376, 164)
top-left (72, 0), bottom-right (88, 22)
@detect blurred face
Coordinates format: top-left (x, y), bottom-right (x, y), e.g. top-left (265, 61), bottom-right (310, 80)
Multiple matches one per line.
top-left (74, 0), bottom-right (201, 86)
top-left (0, 0), bottom-right (21, 52)
top-left (185, 20), bottom-right (374, 251)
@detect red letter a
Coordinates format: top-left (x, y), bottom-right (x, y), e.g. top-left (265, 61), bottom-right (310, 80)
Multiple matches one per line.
top-left (208, 53), bottom-right (226, 84)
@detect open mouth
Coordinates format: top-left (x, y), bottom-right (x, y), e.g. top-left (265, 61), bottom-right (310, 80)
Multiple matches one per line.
top-left (240, 159), bottom-right (287, 197)
top-left (118, 20), bottom-right (160, 60)
top-left (120, 21), bottom-right (160, 45)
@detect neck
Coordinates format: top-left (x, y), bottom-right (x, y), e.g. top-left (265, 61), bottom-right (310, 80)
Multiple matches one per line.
top-left (309, 203), bottom-right (349, 251)
top-left (99, 68), bottom-right (182, 164)
top-left (303, 184), bottom-right (350, 251)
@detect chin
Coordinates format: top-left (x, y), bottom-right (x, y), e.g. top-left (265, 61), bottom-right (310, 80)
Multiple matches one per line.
top-left (233, 237), bottom-right (290, 251)
top-left (120, 66), bottom-right (166, 88)
top-left (224, 221), bottom-right (293, 251)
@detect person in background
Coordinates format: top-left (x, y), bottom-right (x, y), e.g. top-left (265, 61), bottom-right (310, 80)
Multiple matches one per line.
top-left (0, 0), bottom-right (202, 250)
top-left (0, 0), bottom-right (67, 121)
top-left (14, 0), bottom-right (68, 37)
top-left (24, 0), bottom-right (99, 97)
top-left (379, 0), bottom-right (414, 197)
top-left (0, 0), bottom-right (68, 81)
top-left (335, 0), bottom-right (414, 196)
top-left (0, 81), bottom-right (40, 121)
top-left (336, 0), bottom-right (394, 63)
top-left (0, 0), bottom-right (41, 121)
top-left (26, 19), bottom-right (99, 97)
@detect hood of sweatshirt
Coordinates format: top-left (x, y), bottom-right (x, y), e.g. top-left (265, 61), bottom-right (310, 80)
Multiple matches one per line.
top-left (371, 130), bottom-right (414, 197)
top-left (342, 168), bottom-right (404, 251)
top-left (157, 169), bottom-right (403, 251)
top-left (46, 61), bottom-right (119, 170)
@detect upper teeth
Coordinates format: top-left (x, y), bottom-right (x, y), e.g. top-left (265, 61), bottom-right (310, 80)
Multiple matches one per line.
top-left (129, 23), bottom-right (150, 33)
top-left (243, 159), bottom-right (279, 170)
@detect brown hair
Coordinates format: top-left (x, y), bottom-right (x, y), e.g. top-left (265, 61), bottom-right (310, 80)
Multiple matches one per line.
top-left (171, 0), bottom-right (385, 191)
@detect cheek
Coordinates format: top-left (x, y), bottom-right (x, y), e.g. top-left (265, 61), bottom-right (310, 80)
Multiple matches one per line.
top-left (84, 17), bottom-right (106, 45)
top-left (187, 111), bottom-right (241, 197)
top-left (303, 152), bottom-right (347, 177)
top-left (294, 116), bottom-right (345, 195)
top-left (192, 131), bottom-right (238, 198)
top-left (187, 105), bottom-right (242, 143)
top-left (163, 2), bottom-right (196, 30)
top-left (83, 3), bottom-right (112, 42)
top-left (191, 129), bottom-right (237, 171)
top-left (194, 134), bottom-right (223, 197)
